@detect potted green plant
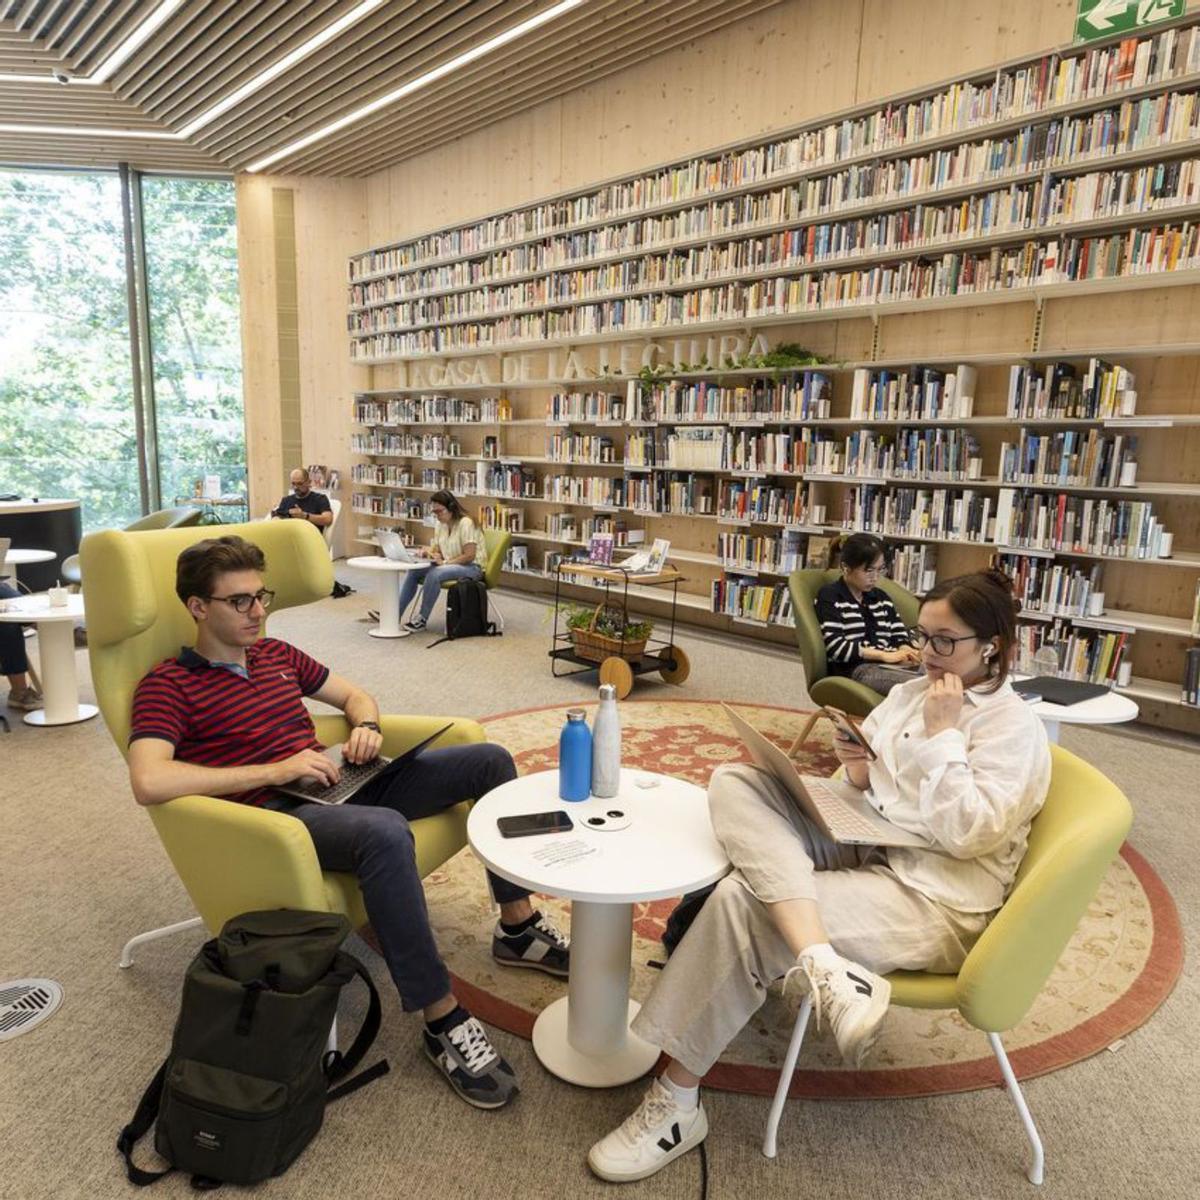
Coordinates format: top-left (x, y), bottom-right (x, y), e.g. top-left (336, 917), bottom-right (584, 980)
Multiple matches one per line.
top-left (563, 604), bottom-right (654, 662)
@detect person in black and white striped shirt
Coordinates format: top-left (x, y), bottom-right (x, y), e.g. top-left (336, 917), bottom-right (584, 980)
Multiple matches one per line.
top-left (816, 533), bottom-right (920, 695)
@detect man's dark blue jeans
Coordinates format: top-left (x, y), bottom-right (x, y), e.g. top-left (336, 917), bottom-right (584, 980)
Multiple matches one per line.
top-left (265, 742), bottom-right (525, 1012)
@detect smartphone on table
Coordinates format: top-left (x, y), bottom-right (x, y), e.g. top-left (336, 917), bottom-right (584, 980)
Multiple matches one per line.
top-left (497, 811), bottom-right (575, 838)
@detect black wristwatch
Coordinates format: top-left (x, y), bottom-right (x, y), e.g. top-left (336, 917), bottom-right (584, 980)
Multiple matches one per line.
top-left (356, 721), bottom-right (382, 732)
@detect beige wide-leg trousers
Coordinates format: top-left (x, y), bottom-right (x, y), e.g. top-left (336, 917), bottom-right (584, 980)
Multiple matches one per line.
top-left (631, 763), bottom-right (987, 1076)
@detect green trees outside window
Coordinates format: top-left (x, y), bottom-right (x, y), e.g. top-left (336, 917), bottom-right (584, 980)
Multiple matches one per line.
top-left (0, 169), bottom-right (245, 532)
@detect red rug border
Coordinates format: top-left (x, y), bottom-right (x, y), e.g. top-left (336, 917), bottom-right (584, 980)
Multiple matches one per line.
top-left (469, 702), bottom-right (1184, 1100)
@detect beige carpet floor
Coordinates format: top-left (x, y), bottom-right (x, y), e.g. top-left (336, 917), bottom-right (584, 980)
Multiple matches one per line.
top-left (2, 570), bottom-right (1197, 1200)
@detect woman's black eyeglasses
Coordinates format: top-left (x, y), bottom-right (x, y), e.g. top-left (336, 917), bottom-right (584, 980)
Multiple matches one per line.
top-left (910, 628), bottom-right (979, 656)
top-left (207, 589), bottom-right (275, 614)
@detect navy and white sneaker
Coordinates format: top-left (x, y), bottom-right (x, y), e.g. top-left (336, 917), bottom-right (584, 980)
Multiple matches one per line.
top-left (423, 1011), bottom-right (518, 1109)
top-left (404, 616), bottom-right (428, 633)
top-left (492, 911), bottom-right (570, 979)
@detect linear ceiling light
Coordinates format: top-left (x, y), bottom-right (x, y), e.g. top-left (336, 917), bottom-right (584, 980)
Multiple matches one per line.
top-left (0, 0), bottom-right (183, 86)
top-left (0, 123), bottom-right (177, 138)
top-left (245, 0), bottom-right (588, 173)
top-left (178, 0), bottom-right (385, 138)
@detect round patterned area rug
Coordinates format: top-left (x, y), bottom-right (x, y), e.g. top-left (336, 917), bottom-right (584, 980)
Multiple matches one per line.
top-left (422, 700), bottom-right (1182, 1099)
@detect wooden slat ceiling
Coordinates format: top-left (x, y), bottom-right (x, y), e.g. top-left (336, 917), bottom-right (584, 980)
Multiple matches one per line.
top-left (0, 0), bottom-right (779, 176)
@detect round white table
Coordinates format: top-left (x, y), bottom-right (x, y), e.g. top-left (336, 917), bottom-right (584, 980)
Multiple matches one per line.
top-left (0, 594), bottom-right (96, 726)
top-left (469, 768), bottom-right (730, 1087)
top-left (1015, 676), bottom-right (1140, 743)
top-left (345, 556), bottom-right (430, 638)
top-left (3, 548), bottom-right (56, 586)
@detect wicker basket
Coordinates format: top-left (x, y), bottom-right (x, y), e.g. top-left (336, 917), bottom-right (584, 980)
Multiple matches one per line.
top-left (570, 604), bottom-right (650, 664)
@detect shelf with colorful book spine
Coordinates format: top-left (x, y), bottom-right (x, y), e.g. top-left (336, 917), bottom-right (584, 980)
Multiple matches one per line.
top-left (348, 21), bottom-right (1200, 287)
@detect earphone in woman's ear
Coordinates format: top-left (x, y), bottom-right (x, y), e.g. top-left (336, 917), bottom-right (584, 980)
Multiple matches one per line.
top-left (981, 645), bottom-right (995, 660)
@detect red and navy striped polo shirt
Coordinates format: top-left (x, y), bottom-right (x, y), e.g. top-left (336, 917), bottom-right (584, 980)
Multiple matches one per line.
top-left (130, 638), bottom-right (330, 806)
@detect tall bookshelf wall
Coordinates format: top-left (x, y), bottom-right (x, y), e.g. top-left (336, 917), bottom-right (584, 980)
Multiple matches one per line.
top-left (347, 15), bottom-right (1200, 733)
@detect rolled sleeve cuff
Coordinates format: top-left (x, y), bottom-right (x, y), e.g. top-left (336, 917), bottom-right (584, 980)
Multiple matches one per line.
top-left (912, 727), bottom-right (969, 772)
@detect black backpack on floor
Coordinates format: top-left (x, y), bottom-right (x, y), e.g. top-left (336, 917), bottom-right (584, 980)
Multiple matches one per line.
top-left (427, 578), bottom-right (499, 647)
top-left (118, 910), bottom-right (388, 1189)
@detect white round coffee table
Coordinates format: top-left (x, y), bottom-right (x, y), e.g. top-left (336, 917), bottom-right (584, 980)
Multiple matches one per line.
top-left (469, 768), bottom-right (729, 1088)
top-left (345, 555), bottom-right (430, 638)
top-left (1014, 675), bottom-right (1140, 743)
top-left (0, 594), bottom-right (96, 726)
top-left (3, 547), bottom-right (56, 587)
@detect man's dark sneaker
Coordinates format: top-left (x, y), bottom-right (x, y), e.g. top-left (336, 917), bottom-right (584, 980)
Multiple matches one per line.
top-left (423, 1012), bottom-right (518, 1109)
top-left (404, 616), bottom-right (428, 632)
top-left (492, 911), bottom-right (570, 979)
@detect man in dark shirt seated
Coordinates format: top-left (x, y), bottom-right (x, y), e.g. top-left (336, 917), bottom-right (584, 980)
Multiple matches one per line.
top-left (272, 468), bottom-right (332, 531)
top-left (128, 535), bottom-right (569, 1110)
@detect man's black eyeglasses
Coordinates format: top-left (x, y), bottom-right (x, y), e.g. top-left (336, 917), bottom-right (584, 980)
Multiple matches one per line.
top-left (911, 628), bottom-right (979, 656)
top-left (207, 589), bottom-right (275, 614)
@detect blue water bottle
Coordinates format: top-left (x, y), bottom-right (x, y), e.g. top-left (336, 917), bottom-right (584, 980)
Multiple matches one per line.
top-left (559, 708), bottom-right (593, 802)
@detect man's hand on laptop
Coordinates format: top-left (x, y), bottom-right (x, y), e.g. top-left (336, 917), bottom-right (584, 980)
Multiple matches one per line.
top-left (273, 748), bottom-right (341, 788)
top-left (344, 724), bottom-right (384, 764)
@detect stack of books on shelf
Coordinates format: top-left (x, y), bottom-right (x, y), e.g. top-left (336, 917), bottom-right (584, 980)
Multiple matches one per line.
top-left (890, 544), bottom-right (938, 593)
top-left (719, 479), bottom-right (810, 525)
top-left (1183, 646), bottom-right (1200, 707)
top-left (1015, 622), bottom-right (1130, 687)
top-left (994, 488), bottom-right (1170, 558)
top-left (547, 391), bottom-right (625, 422)
top-left (711, 576), bottom-right (795, 626)
top-left (851, 365), bottom-right (977, 420)
top-left (993, 554), bottom-right (1104, 617)
top-left (665, 426), bottom-right (724, 470)
top-left (1006, 360), bottom-right (1137, 419)
top-left (998, 430), bottom-right (1138, 488)
top-left (479, 503), bottom-right (524, 532)
top-left (546, 432), bottom-right (617, 464)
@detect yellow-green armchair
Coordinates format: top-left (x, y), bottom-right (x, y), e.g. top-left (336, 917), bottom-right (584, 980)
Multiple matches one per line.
top-left (764, 744), bottom-right (1134, 1184)
top-left (80, 519), bottom-right (480, 967)
top-left (788, 568), bottom-right (920, 717)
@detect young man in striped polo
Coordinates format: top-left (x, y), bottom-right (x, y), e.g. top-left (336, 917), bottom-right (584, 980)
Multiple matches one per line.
top-left (127, 535), bottom-right (568, 1110)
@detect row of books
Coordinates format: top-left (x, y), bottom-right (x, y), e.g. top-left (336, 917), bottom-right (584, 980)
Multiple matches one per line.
top-left (1014, 621), bottom-right (1130, 686)
top-left (889, 544), bottom-right (939, 594)
top-left (664, 426), bottom-right (724, 470)
top-left (850, 365), bottom-right (978, 421)
top-left (716, 530), bottom-right (805, 575)
top-left (348, 23), bottom-right (1200, 280)
top-left (546, 433), bottom-right (618, 464)
top-left (351, 220), bottom-right (1200, 359)
top-left (642, 376), bottom-right (834, 423)
top-left (350, 156), bottom-right (1200, 332)
top-left (351, 432), bottom-right (466, 459)
top-left (995, 488), bottom-right (1170, 559)
top-left (1007, 360), bottom-right (1138, 419)
top-left (993, 554), bottom-right (1104, 618)
top-left (1183, 647), bottom-right (1200, 706)
top-left (840, 428), bottom-right (983, 481)
top-left (351, 495), bottom-right (424, 519)
top-left (997, 431), bottom-right (1138, 489)
top-left (478, 504), bottom-right (524, 532)
top-left (710, 577), bottom-right (795, 627)
top-left (351, 465), bottom-right (447, 489)
top-left (354, 396), bottom-right (512, 424)
top-left (547, 392), bottom-right (625, 422)
top-left (719, 480), bottom-right (812, 525)
top-left (351, 92), bottom-right (1200, 310)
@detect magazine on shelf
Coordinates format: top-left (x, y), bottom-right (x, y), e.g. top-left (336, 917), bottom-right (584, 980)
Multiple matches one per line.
top-left (588, 532), bottom-right (615, 565)
top-left (623, 537), bottom-right (671, 575)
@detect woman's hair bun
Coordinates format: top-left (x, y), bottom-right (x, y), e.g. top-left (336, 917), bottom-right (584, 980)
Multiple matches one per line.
top-left (982, 566), bottom-right (1020, 614)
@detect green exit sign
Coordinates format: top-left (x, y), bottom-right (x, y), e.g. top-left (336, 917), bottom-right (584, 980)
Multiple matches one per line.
top-left (1075, 0), bottom-right (1185, 43)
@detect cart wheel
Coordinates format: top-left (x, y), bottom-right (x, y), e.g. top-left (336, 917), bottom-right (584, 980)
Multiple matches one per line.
top-left (599, 656), bottom-right (635, 699)
top-left (657, 645), bottom-right (690, 685)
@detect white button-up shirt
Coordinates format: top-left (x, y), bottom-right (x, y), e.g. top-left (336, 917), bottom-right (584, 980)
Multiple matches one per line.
top-left (859, 675), bottom-right (1051, 914)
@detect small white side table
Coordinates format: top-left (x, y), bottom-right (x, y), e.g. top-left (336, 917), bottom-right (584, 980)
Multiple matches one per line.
top-left (3, 548), bottom-right (56, 588)
top-left (469, 768), bottom-right (729, 1087)
top-left (1015, 676), bottom-right (1140, 743)
top-left (345, 556), bottom-right (430, 638)
top-left (0, 594), bottom-right (96, 726)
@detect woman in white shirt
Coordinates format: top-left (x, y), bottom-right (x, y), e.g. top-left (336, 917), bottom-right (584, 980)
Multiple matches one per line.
top-left (394, 490), bottom-right (487, 635)
top-left (587, 569), bottom-right (1051, 1184)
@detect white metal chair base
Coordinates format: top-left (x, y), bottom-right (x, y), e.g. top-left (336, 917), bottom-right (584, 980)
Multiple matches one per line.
top-left (762, 995), bottom-right (1045, 1185)
top-left (118, 916), bottom-right (205, 968)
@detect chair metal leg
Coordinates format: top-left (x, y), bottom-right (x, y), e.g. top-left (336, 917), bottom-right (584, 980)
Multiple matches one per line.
top-left (118, 916), bottom-right (205, 968)
top-left (326, 1015), bottom-right (338, 1055)
top-left (786, 712), bottom-right (821, 758)
top-left (488, 594), bottom-right (506, 632)
top-left (762, 994), bottom-right (813, 1159)
top-left (988, 1032), bottom-right (1045, 1185)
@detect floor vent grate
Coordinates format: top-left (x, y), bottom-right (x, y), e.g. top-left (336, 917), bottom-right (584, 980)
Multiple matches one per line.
top-left (0, 979), bottom-right (64, 1042)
